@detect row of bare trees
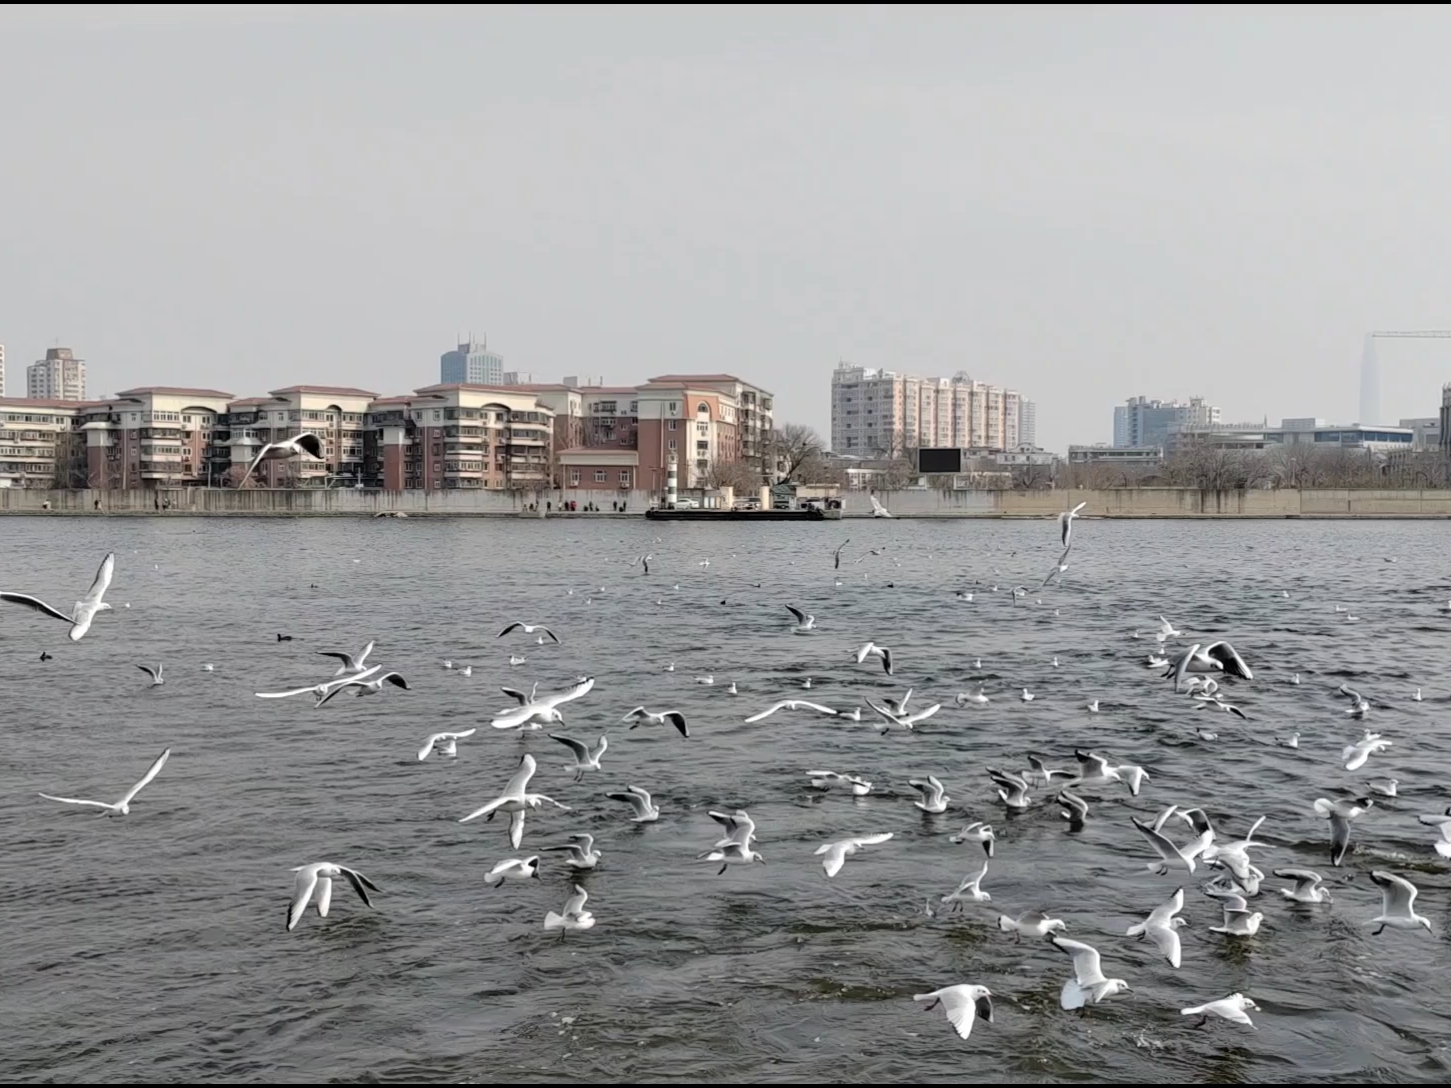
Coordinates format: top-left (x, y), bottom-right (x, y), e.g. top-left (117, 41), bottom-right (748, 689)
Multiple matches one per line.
top-left (1056, 444), bottom-right (1451, 491)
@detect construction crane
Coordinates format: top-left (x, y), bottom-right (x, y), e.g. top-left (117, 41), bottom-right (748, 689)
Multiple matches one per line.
top-left (1360, 330), bottom-right (1451, 425)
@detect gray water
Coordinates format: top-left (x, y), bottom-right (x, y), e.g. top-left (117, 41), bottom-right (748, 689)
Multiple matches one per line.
top-left (3, 517), bottom-right (1451, 1084)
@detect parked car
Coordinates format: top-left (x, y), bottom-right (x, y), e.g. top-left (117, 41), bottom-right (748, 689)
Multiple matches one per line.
top-left (673, 498), bottom-right (700, 509)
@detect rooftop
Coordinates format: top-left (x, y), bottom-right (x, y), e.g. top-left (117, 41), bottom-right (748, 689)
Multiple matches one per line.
top-left (269, 385), bottom-right (379, 398)
top-left (0, 397), bottom-right (109, 410)
top-left (647, 373), bottom-right (752, 385)
top-left (413, 383), bottom-right (550, 398)
top-left (115, 386), bottom-right (235, 399)
top-left (226, 397), bottom-right (275, 408)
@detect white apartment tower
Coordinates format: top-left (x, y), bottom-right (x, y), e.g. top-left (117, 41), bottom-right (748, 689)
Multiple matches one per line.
top-left (831, 362), bottom-right (1030, 454)
top-left (27, 347), bottom-right (87, 401)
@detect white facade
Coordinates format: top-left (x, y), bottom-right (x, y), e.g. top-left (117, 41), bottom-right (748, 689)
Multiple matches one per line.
top-left (831, 362), bottom-right (1029, 454)
top-left (27, 348), bottom-right (86, 401)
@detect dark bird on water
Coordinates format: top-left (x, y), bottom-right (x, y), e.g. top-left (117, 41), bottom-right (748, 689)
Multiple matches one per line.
top-left (277, 633), bottom-right (294, 642)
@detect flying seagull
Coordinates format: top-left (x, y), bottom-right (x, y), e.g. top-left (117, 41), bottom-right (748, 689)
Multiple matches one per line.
top-left (0, 552), bottom-right (115, 641)
top-left (833, 539), bottom-right (850, 569)
top-left (315, 640), bottom-right (376, 677)
top-left (137, 664), bottom-right (164, 688)
top-left (255, 664), bottom-right (383, 702)
top-left (622, 707), bottom-right (689, 737)
top-left (490, 676), bottom-right (595, 730)
top-left (497, 622), bottom-right (561, 644)
top-left (417, 728), bottom-right (477, 761)
top-left (286, 861), bottom-right (379, 931)
top-left (240, 433), bottom-right (324, 487)
top-left (39, 747), bottom-right (170, 816)
top-left (1058, 501), bottom-right (1087, 548)
top-left (854, 641), bottom-right (894, 675)
top-left (913, 984), bottom-right (994, 1042)
top-left (314, 670), bottom-right (409, 707)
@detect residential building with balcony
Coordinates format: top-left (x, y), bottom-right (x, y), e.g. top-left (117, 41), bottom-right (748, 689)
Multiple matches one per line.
top-left (831, 363), bottom-right (1027, 455)
top-left (211, 386), bottom-right (374, 487)
top-left (646, 374), bottom-right (774, 476)
top-left (0, 398), bottom-right (96, 487)
top-left (81, 387), bottom-right (233, 489)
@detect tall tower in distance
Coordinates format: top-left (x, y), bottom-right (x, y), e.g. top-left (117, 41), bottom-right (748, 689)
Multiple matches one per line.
top-left (27, 347), bottom-right (87, 401)
top-left (440, 336), bottom-right (504, 386)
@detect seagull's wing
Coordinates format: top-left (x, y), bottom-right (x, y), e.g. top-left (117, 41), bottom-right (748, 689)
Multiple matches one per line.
top-left (1052, 937), bottom-right (1104, 985)
top-left (818, 842), bottom-right (850, 877)
top-left (880, 647), bottom-right (894, 675)
top-left (82, 552), bottom-right (115, 605)
top-left (1146, 921), bottom-right (1182, 968)
top-left (1338, 683), bottom-right (1363, 703)
top-left (743, 701), bottom-right (790, 724)
top-left (240, 443), bottom-right (276, 485)
top-left (38, 793), bottom-right (112, 809)
top-left (136, 664), bottom-right (159, 682)
top-left (1171, 645), bottom-right (1199, 690)
top-left (418, 734), bottom-right (442, 761)
top-left (292, 433), bottom-right (324, 459)
top-left (491, 704), bottom-right (540, 729)
top-left (663, 711), bottom-right (689, 737)
top-left (785, 604), bottom-right (807, 625)
top-left (1076, 750), bottom-right (1114, 778)
top-left (795, 701), bottom-right (839, 716)
top-left (379, 672), bottom-right (409, 690)
top-left (118, 748), bottom-right (171, 805)
top-left (338, 866), bottom-right (377, 907)
top-left (315, 651), bottom-right (353, 664)
top-left (848, 832), bottom-right (893, 848)
top-left (543, 675), bottom-right (595, 707)
top-left (255, 685), bottom-right (323, 699)
top-left (562, 884), bottom-right (589, 916)
top-left (1147, 886), bottom-right (1185, 925)
top-left (1071, 501), bottom-right (1087, 516)
top-left (287, 866), bottom-right (319, 931)
top-left (1371, 870), bottom-right (1419, 914)
top-left (501, 687), bottom-right (534, 707)
top-left (1131, 816), bottom-right (1187, 864)
top-left (496, 622), bottom-right (524, 639)
top-left (1206, 641), bottom-right (1253, 679)
top-left (354, 641), bottom-right (375, 668)
top-left (854, 642), bottom-right (874, 664)
top-left (446, 727), bottom-right (477, 741)
top-left (503, 754), bottom-right (537, 795)
top-left (0, 591), bottom-right (74, 623)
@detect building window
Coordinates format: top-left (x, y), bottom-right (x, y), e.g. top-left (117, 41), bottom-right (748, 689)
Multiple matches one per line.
top-left (668, 439), bottom-right (677, 451)
top-left (569, 470), bottom-right (580, 486)
top-left (668, 420), bottom-right (677, 430)
top-left (594, 470), bottom-right (607, 482)
top-left (620, 470), bottom-right (631, 487)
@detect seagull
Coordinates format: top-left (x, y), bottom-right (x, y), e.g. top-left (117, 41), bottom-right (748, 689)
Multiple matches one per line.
top-left (913, 984), bottom-right (994, 1041)
top-left (417, 728), bottom-right (477, 761)
top-left (1277, 732), bottom-right (1300, 749)
top-left (815, 832), bottom-right (893, 877)
top-left (909, 775), bottom-right (950, 813)
top-left (551, 733), bottom-right (608, 782)
top-left (459, 753), bottom-right (570, 848)
top-left (1181, 993), bottom-right (1258, 1030)
top-left (285, 861), bottom-right (378, 931)
top-left (631, 554), bottom-right (652, 575)
top-left (1020, 688), bottom-right (1035, 703)
top-left (949, 822), bottom-right (996, 856)
top-left (866, 698), bottom-right (941, 732)
top-left (315, 640), bottom-right (375, 677)
top-left (1130, 814), bottom-right (1202, 875)
top-left (497, 621), bottom-right (561, 644)
top-left (1417, 808), bottom-right (1451, 858)
top-left (940, 860), bottom-right (992, 909)
top-left (698, 839), bottom-right (764, 875)
top-left (607, 785), bottom-right (660, 822)
top-left (1367, 777), bottom-right (1398, 798)
top-left (785, 605), bottom-right (817, 632)
top-left (1051, 936), bottom-right (1130, 1010)
top-left (1413, 687), bottom-right (1423, 701)
top-left (136, 664), bottom-right (164, 688)
top-left (833, 539), bottom-right (850, 569)
top-left (1126, 887), bottom-right (1186, 968)
top-left (543, 883), bottom-right (596, 936)
top-left (1338, 683), bottom-right (1371, 718)
top-left (0, 551), bottom-right (115, 641)
top-left (315, 671), bottom-right (409, 707)
top-left (987, 768), bottom-right (1032, 810)
top-left (998, 910), bottom-right (1067, 942)
top-left (240, 433), bottom-right (324, 486)
top-left (1314, 796), bottom-right (1373, 866)
top-left (1022, 755), bottom-right (1073, 789)
top-left (695, 675), bottom-right (715, 686)
top-left (1164, 641), bottom-right (1254, 690)
top-left (490, 676), bottom-right (595, 730)
top-left (622, 707), bottom-right (689, 737)
top-left (1155, 615), bottom-right (1182, 643)
top-left (255, 665), bottom-right (384, 702)
top-left (709, 809), bottom-right (757, 848)
top-left (854, 641), bottom-right (894, 675)
top-left (1086, 699), bottom-right (1099, 713)
top-left (1275, 868), bottom-right (1333, 903)
top-left (1208, 892), bottom-right (1264, 936)
top-left (806, 770), bottom-right (872, 796)
top-left (1342, 731), bottom-right (1391, 771)
top-left (1058, 501), bottom-right (1087, 548)
top-left (509, 655), bottom-right (527, 666)
top-left (1147, 654), bottom-right (1169, 669)
top-left (1057, 788), bottom-right (1089, 830)
top-left (1370, 870), bottom-right (1434, 935)
top-left (743, 699), bottom-right (839, 724)
top-left (483, 856), bottom-right (541, 886)
top-left (38, 748), bottom-right (170, 817)
top-left (545, 832), bottom-right (602, 870)
top-left (955, 687), bottom-right (990, 707)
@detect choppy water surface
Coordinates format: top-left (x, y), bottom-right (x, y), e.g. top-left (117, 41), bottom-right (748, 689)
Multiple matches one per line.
top-left (4, 517), bottom-right (1451, 1083)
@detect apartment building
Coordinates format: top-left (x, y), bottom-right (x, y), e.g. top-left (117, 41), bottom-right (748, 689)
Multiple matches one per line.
top-left (210, 386), bottom-right (374, 486)
top-left (0, 398), bottom-right (94, 488)
top-left (27, 348), bottom-right (87, 401)
top-left (1112, 396), bottom-right (1221, 448)
top-left (831, 363), bottom-right (1030, 454)
top-left (80, 387), bottom-right (233, 489)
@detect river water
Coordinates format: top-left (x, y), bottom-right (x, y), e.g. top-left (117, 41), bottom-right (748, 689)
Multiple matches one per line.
top-left (2, 516), bottom-right (1450, 1083)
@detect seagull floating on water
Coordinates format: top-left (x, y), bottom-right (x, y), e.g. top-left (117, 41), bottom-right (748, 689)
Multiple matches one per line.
top-left (545, 832), bottom-right (602, 870)
top-left (784, 604), bottom-right (816, 632)
top-left (543, 883), bottom-right (595, 936)
top-left (909, 775), bottom-right (950, 813)
top-left (1275, 868), bottom-right (1332, 903)
top-left (137, 664), bottom-right (163, 688)
top-left (806, 770), bottom-right (872, 796)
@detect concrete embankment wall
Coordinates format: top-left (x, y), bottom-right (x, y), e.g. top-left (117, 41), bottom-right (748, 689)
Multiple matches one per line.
top-left (5, 486), bottom-right (1451, 518)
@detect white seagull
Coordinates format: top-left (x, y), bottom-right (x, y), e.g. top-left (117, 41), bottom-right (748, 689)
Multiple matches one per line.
top-left (1155, 615), bottom-right (1182, 642)
top-left (1181, 993), bottom-right (1258, 1030)
top-left (854, 641), bottom-right (894, 675)
top-left (315, 640), bottom-right (375, 677)
top-left (949, 822), bottom-right (996, 857)
top-left (815, 832), bottom-right (894, 878)
top-left (1369, 870), bottom-right (1433, 935)
top-left (1125, 886), bottom-right (1186, 968)
top-left (699, 840), bottom-right (764, 875)
top-left (1058, 501), bottom-right (1087, 548)
top-left (998, 910), bottom-right (1067, 942)
top-left (1130, 814), bottom-right (1202, 875)
top-left (38, 747), bottom-right (170, 817)
top-left (240, 432), bottom-right (324, 486)
top-left (417, 728), bottom-right (477, 761)
top-left (1165, 641), bottom-right (1254, 690)
top-left (484, 856), bottom-right (541, 886)
top-left (1275, 868), bottom-right (1333, 903)
top-left (490, 676), bottom-right (595, 730)
top-left (1338, 683), bottom-right (1371, 718)
top-left (607, 785), bottom-right (660, 822)
top-left (940, 860), bottom-right (991, 909)
top-left (551, 733), bottom-right (608, 782)
top-left (0, 551), bottom-right (115, 641)
top-left (1342, 731), bottom-right (1391, 771)
top-left (315, 671), bottom-right (409, 706)
top-left (785, 605), bottom-right (817, 632)
top-left (709, 808), bottom-right (757, 848)
top-left (744, 699), bottom-right (839, 724)
top-left (285, 861), bottom-right (378, 931)
top-left (543, 883), bottom-right (595, 936)
top-left (866, 698), bottom-right (940, 732)
top-left (806, 770), bottom-right (872, 796)
top-left (1417, 808), bottom-right (1451, 858)
top-left (1207, 892), bottom-right (1264, 937)
top-left (1314, 796), bottom-right (1373, 866)
top-left (622, 706), bottom-right (689, 737)
top-left (913, 985), bottom-right (994, 1041)
top-left (1052, 936), bottom-right (1130, 1010)
top-left (255, 664), bottom-right (383, 702)
top-left (909, 775), bottom-right (950, 813)
top-left (459, 753), bottom-right (571, 848)
top-left (137, 664), bottom-right (164, 688)
top-left (545, 832), bottom-right (602, 870)
top-left (497, 621), bottom-right (561, 644)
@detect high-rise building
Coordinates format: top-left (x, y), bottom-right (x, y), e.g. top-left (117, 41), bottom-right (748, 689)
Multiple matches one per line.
top-left (27, 347), bottom-right (87, 401)
top-left (1112, 396), bottom-right (1219, 448)
top-left (1017, 399), bottom-right (1037, 447)
top-left (830, 363), bottom-right (1028, 454)
top-left (440, 338), bottom-right (503, 386)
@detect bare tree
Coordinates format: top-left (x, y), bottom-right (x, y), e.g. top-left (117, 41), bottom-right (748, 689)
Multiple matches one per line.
top-left (702, 460), bottom-right (764, 493)
top-left (1011, 463), bottom-right (1054, 490)
top-left (772, 423), bottom-right (826, 481)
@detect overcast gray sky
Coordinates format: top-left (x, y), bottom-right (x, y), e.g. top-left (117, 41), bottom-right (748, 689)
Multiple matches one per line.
top-left (4, 5), bottom-right (1451, 449)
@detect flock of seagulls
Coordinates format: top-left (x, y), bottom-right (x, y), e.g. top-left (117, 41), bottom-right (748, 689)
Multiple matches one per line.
top-left (6, 510), bottom-right (1449, 1059)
